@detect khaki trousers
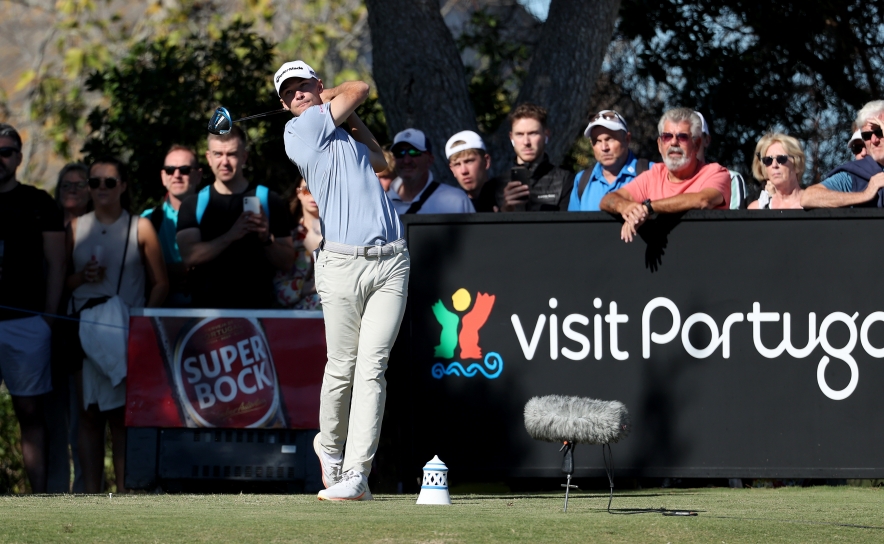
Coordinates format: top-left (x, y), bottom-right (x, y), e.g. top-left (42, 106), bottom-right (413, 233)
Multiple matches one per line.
top-left (314, 248), bottom-right (410, 476)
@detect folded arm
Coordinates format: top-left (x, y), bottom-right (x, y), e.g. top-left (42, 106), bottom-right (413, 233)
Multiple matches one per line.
top-left (321, 81), bottom-right (386, 172)
top-left (800, 174), bottom-right (884, 208)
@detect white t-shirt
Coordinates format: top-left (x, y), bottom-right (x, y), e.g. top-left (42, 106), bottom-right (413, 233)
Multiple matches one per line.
top-left (386, 173), bottom-right (476, 215)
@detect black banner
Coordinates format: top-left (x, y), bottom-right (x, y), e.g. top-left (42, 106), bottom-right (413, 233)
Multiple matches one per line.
top-left (400, 210), bottom-right (884, 479)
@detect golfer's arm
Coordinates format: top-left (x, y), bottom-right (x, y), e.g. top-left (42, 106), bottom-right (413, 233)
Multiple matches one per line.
top-left (324, 81), bottom-right (369, 127)
top-left (177, 228), bottom-right (234, 268)
top-left (264, 236), bottom-right (296, 272)
top-left (346, 113), bottom-right (387, 172)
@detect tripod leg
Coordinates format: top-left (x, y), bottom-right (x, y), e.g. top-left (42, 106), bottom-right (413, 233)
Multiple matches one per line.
top-left (563, 474), bottom-right (571, 512)
top-left (602, 443), bottom-right (614, 512)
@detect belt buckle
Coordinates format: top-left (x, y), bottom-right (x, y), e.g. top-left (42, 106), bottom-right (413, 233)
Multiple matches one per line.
top-left (360, 246), bottom-right (376, 258)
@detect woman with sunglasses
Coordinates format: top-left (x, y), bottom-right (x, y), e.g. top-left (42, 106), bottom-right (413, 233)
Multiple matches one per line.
top-left (748, 133), bottom-right (806, 209)
top-left (54, 163), bottom-right (92, 227)
top-left (65, 157), bottom-right (168, 493)
top-left (273, 178), bottom-right (322, 309)
top-left (46, 162), bottom-right (93, 493)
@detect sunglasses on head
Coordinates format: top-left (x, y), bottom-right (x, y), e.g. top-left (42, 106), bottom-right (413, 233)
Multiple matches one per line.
top-left (757, 154), bottom-right (791, 166)
top-left (592, 110), bottom-right (626, 123)
top-left (0, 146), bottom-right (20, 158)
top-left (860, 126), bottom-right (884, 141)
top-left (660, 132), bottom-right (694, 144)
top-left (88, 177), bottom-right (119, 189)
top-left (393, 148), bottom-right (424, 158)
top-left (163, 165), bottom-right (193, 175)
top-left (850, 142), bottom-right (865, 155)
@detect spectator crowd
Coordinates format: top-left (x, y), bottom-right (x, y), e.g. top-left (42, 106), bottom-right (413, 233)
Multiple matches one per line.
top-left (1, 93), bottom-right (884, 493)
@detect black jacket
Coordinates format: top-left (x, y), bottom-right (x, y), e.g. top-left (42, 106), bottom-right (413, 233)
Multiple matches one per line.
top-left (496, 153), bottom-right (575, 211)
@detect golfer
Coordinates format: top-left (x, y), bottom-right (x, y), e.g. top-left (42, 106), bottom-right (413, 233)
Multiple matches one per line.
top-left (275, 61), bottom-right (409, 501)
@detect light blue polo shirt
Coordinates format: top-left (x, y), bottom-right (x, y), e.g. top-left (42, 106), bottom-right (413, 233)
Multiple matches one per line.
top-left (568, 151), bottom-right (651, 211)
top-left (283, 104), bottom-right (402, 246)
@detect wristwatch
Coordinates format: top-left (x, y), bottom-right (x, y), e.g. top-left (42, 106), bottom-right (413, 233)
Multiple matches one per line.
top-left (642, 199), bottom-right (655, 215)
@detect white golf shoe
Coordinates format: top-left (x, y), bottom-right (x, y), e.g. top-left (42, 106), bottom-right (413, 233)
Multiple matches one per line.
top-left (317, 470), bottom-right (373, 501)
top-left (313, 433), bottom-right (342, 488)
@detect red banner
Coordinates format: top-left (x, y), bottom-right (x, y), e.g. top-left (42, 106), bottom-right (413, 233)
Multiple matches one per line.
top-left (126, 310), bottom-right (326, 429)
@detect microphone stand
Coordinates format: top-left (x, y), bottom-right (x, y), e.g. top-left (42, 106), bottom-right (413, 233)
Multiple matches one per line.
top-left (559, 441), bottom-right (578, 512)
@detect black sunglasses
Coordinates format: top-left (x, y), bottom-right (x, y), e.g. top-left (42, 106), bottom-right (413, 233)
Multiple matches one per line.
top-left (850, 142), bottom-right (866, 155)
top-left (163, 165), bottom-right (193, 175)
top-left (860, 126), bottom-right (883, 141)
top-left (0, 146), bottom-right (20, 158)
top-left (393, 148), bottom-right (424, 158)
top-left (88, 177), bottom-right (119, 189)
top-left (660, 132), bottom-right (693, 144)
top-left (757, 154), bottom-right (791, 167)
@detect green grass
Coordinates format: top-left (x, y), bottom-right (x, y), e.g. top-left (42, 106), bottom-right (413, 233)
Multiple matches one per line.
top-left (0, 487), bottom-right (882, 543)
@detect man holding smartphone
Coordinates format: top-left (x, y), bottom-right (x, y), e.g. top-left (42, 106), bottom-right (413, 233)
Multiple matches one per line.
top-left (499, 103), bottom-right (574, 212)
top-left (277, 60), bottom-right (409, 501)
top-left (176, 126), bottom-right (295, 308)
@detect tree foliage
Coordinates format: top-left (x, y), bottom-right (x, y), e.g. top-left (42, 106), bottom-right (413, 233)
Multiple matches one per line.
top-left (0, 386), bottom-right (27, 494)
top-left (81, 19), bottom-right (294, 210)
top-left (618, 0), bottom-right (884, 182)
top-left (456, 9), bottom-right (532, 136)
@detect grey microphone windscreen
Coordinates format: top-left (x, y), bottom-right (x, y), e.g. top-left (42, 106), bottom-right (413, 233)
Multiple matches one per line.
top-left (524, 395), bottom-right (630, 445)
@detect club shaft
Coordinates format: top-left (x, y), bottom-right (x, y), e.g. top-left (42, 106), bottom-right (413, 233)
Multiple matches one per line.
top-left (234, 109), bottom-right (288, 123)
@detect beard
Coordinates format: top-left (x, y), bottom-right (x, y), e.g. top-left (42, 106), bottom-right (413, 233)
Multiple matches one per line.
top-left (0, 166), bottom-right (15, 185)
top-left (662, 145), bottom-right (690, 171)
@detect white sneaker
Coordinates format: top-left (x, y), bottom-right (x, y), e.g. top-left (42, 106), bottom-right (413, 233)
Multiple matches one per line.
top-left (313, 433), bottom-right (342, 488)
top-left (317, 470), bottom-right (373, 501)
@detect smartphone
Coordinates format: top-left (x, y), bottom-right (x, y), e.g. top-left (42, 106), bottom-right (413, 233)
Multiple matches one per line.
top-left (242, 196), bottom-right (261, 215)
top-left (510, 166), bottom-right (530, 185)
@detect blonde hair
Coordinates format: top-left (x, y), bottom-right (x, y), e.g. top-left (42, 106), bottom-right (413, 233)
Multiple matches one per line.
top-left (448, 146), bottom-right (485, 163)
top-left (377, 149), bottom-right (397, 179)
top-left (751, 133), bottom-right (806, 183)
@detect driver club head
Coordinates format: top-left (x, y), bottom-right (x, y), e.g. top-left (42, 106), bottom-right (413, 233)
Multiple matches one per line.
top-left (208, 107), bottom-right (233, 135)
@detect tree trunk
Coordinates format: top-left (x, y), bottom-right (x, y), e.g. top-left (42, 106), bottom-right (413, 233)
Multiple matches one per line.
top-left (365, 0), bottom-right (477, 184)
top-left (487, 0), bottom-right (621, 175)
top-left (366, 0), bottom-right (620, 182)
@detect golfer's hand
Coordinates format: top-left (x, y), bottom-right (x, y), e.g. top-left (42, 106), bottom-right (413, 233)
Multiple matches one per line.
top-left (247, 212), bottom-right (270, 242)
top-left (501, 181), bottom-right (530, 212)
top-left (319, 86), bottom-right (337, 104)
top-left (226, 212), bottom-right (254, 242)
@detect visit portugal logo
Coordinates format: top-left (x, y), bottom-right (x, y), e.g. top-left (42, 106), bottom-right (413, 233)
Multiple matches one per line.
top-left (431, 288), bottom-right (503, 379)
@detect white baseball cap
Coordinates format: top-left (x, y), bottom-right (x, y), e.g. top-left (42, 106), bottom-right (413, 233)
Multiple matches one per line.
top-left (392, 128), bottom-right (431, 153)
top-left (584, 110), bottom-right (629, 137)
top-left (848, 130), bottom-right (863, 146)
top-left (695, 111), bottom-right (710, 135)
top-left (445, 130), bottom-right (486, 159)
top-left (273, 61), bottom-right (318, 96)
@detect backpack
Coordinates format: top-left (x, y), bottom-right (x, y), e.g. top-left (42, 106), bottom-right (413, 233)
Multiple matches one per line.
top-left (196, 184), bottom-right (270, 224)
top-left (577, 159), bottom-right (650, 199)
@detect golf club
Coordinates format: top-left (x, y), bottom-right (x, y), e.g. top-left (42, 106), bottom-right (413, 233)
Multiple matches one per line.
top-left (207, 106), bottom-right (289, 135)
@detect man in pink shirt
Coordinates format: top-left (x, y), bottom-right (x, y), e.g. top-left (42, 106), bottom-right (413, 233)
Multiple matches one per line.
top-left (600, 108), bottom-right (731, 242)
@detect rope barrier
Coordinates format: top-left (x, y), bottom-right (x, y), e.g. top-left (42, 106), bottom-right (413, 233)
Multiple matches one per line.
top-left (0, 304), bottom-right (130, 330)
